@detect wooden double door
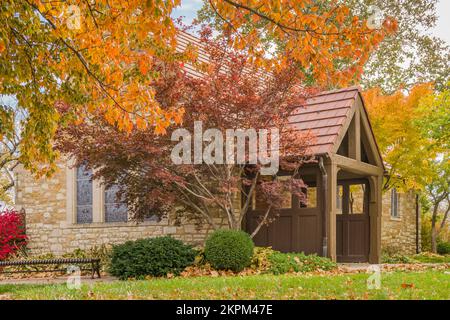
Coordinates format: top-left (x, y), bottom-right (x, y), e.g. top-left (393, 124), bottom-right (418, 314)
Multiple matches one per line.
top-left (245, 179), bottom-right (322, 255)
top-left (336, 180), bottom-right (370, 262)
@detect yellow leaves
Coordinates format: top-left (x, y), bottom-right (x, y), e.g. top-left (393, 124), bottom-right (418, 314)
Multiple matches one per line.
top-left (363, 84), bottom-right (438, 190)
top-left (0, 41), bottom-right (5, 54)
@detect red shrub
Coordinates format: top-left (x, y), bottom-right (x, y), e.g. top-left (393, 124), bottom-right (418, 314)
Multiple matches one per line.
top-left (0, 209), bottom-right (27, 260)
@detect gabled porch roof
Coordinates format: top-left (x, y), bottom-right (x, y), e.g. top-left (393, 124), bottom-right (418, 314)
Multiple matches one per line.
top-left (289, 87), bottom-right (384, 171)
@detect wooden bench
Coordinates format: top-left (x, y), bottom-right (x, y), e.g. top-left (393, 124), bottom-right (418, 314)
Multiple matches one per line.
top-left (0, 258), bottom-right (101, 279)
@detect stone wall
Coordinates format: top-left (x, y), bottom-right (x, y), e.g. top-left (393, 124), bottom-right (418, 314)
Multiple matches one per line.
top-left (15, 162), bottom-right (419, 257)
top-left (14, 162), bottom-right (228, 256)
top-left (380, 190), bottom-right (419, 255)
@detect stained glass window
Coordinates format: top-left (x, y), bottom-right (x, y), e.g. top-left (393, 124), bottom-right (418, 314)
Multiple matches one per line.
top-left (105, 184), bottom-right (128, 222)
top-left (76, 165), bottom-right (93, 224)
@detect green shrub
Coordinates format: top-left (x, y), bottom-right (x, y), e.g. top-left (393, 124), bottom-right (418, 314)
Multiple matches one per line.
top-left (437, 242), bottom-right (450, 255)
top-left (250, 247), bottom-right (276, 272)
top-left (204, 230), bottom-right (254, 272)
top-left (109, 236), bottom-right (196, 279)
top-left (62, 245), bottom-right (112, 271)
top-left (381, 252), bottom-right (413, 264)
top-left (268, 252), bottom-right (336, 274)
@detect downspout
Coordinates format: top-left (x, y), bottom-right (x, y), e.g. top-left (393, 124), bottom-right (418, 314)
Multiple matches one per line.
top-left (416, 193), bottom-right (420, 254)
top-left (318, 156), bottom-right (328, 258)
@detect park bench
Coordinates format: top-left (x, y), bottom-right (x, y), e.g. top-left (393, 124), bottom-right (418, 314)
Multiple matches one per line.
top-left (0, 258), bottom-right (101, 279)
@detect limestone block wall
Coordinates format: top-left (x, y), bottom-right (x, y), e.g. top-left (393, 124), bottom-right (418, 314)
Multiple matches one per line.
top-left (380, 190), bottom-right (419, 255)
top-left (15, 162), bottom-right (420, 257)
top-left (14, 162), bottom-right (228, 256)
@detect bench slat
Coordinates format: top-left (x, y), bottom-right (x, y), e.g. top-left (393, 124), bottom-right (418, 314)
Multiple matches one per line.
top-left (0, 258), bottom-right (100, 266)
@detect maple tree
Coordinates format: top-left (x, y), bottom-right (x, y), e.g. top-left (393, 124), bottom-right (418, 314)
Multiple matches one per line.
top-left (1, 0), bottom-right (394, 179)
top-left (1, 0), bottom-right (187, 176)
top-left (365, 83), bottom-right (450, 252)
top-left (56, 34), bottom-right (315, 233)
top-left (422, 158), bottom-right (450, 253)
top-left (416, 85), bottom-right (450, 151)
top-left (363, 84), bottom-right (436, 191)
top-left (416, 86), bottom-right (450, 253)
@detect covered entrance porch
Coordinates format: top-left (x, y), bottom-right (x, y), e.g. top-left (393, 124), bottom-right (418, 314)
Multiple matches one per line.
top-left (245, 87), bottom-right (385, 263)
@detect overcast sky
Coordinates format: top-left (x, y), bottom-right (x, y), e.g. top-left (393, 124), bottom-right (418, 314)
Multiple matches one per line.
top-left (432, 0), bottom-right (450, 44)
top-left (173, 0), bottom-right (450, 45)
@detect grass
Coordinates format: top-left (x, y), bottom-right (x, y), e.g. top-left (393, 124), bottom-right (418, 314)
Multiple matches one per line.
top-left (381, 252), bottom-right (450, 264)
top-left (0, 270), bottom-right (449, 300)
top-left (411, 254), bottom-right (450, 264)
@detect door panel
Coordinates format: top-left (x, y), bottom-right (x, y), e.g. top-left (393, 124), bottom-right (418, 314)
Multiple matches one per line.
top-left (245, 176), bottom-right (322, 255)
top-left (336, 180), bottom-right (370, 263)
top-left (336, 219), bottom-right (344, 256)
top-left (297, 215), bottom-right (319, 254)
top-left (271, 215), bottom-right (293, 252)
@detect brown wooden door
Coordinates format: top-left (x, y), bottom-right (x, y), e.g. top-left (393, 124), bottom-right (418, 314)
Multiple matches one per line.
top-left (245, 178), bottom-right (322, 255)
top-left (336, 180), bottom-right (370, 263)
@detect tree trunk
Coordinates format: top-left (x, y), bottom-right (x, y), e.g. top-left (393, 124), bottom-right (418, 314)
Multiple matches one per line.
top-left (431, 205), bottom-right (438, 253)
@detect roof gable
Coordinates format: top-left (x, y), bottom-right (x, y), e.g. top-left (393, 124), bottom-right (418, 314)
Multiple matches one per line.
top-left (289, 87), bottom-right (384, 169)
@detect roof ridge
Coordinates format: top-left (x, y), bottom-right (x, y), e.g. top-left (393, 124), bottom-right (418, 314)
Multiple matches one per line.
top-left (311, 86), bottom-right (360, 98)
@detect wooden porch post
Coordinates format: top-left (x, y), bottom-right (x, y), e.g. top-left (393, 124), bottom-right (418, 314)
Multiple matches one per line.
top-left (368, 174), bottom-right (383, 264)
top-left (325, 160), bottom-right (338, 262)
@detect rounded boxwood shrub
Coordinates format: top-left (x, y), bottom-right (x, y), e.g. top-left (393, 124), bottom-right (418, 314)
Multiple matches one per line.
top-left (437, 242), bottom-right (450, 255)
top-left (109, 236), bottom-right (196, 279)
top-left (204, 229), bottom-right (254, 272)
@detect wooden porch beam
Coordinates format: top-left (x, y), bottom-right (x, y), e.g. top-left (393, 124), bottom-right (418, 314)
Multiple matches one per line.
top-left (332, 154), bottom-right (384, 176)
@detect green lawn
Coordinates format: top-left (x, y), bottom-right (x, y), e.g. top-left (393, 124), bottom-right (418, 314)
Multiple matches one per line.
top-left (411, 254), bottom-right (450, 264)
top-left (0, 270), bottom-right (449, 300)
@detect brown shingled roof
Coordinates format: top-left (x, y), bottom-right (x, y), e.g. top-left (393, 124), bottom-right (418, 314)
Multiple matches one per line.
top-left (289, 87), bottom-right (360, 155)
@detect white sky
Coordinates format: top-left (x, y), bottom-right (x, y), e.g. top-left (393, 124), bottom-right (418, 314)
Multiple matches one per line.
top-left (173, 0), bottom-right (450, 46)
top-left (431, 0), bottom-right (450, 44)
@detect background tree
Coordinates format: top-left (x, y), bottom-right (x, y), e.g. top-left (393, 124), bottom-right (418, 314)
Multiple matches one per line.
top-left (198, 0), bottom-right (395, 87)
top-left (198, 0), bottom-right (448, 93)
top-left (416, 85), bottom-right (450, 151)
top-left (0, 102), bottom-right (21, 204)
top-left (363, 84), bottom-right (435, 191)
top-left (1, 0), bottom-right (393, 179)
top-left (1, 0), bottom-right (187, 177)
top-left (416, 86), bottom-right (450, 252)
top-left (365, 83), bottom-right (450, 252)
top-left (56, 34), bottom-right (315, 234)
top-left (422, 158), bottom-right (450, 253)
top-left (347, 0), bottom-right (450, 92)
